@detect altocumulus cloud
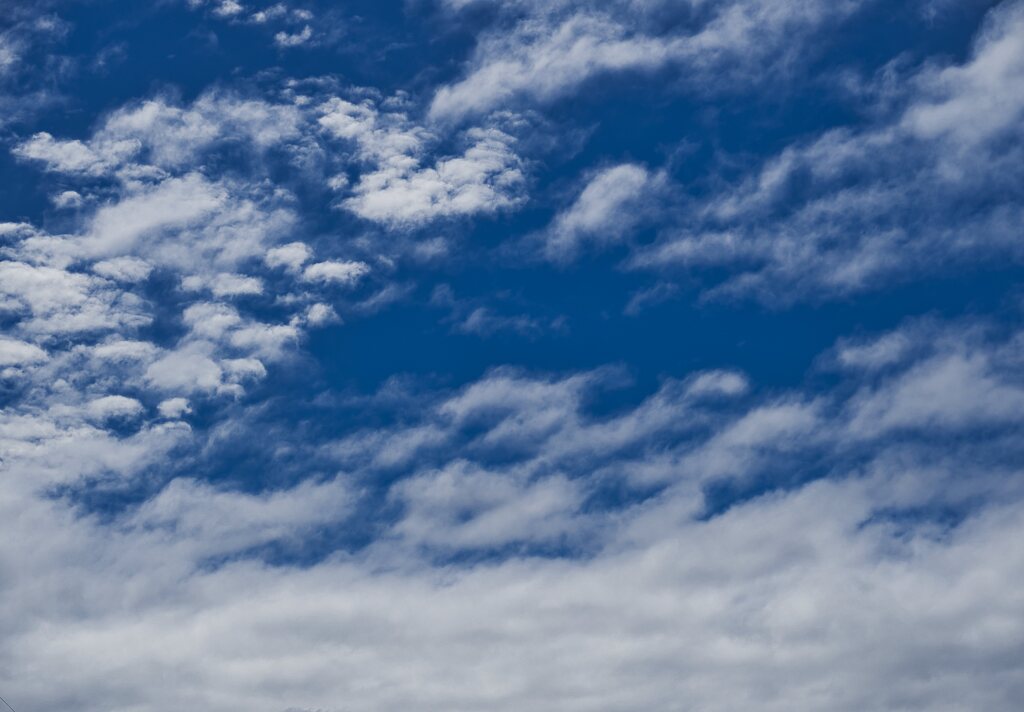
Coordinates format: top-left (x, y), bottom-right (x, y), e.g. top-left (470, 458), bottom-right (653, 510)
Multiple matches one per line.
top-left (1, 1), bottom-right (1023, 711)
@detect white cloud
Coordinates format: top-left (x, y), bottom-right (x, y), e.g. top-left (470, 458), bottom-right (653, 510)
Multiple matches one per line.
top-left (127, 475), bottom-right (350, 557)
top-left (13, 131), bottom-right (136, 175)
top-left (91, 339), bottom-right (158, 362)
top-left (2, 8), bottom-right (1023, 710)
top-left (0, 33), bottom-right (20, 77)
top-left (305, 302), bottom-right (339, 326)
top-left (275, 25), bottom-right (312, 47)
top-left (145, 344), bottom-right (227, 394)
top-left (178, 301), bottom-right (299, 361)
top-left (685, 369), bottom-right (750, 399)
top-left (104, 92), bottom-right (305, 165)
top-left (84, 173), bottom-right (225, 257)
top-left (213, 0), bottom-right (244, 17)
top-left (302, 260), bottom-right (370, 286)
top-left (265, 241), bottom-right (312, 272)
top-left (455, 306), bottom-right (546, 337)
top-left (71, 172), bottom-right (298, 274)
top-left (391, 461), bottom-right (584, 549)
top-left (182, 272), bottom-right (265, 297)
top-left (0, 337), bottom-right (48, 366)
top-left (628, 1), bottom-right (1024, 302)
top-left (16, 92), bottom-right (306, 178)
top-left (86, 395), bottom-right (144, 422)
top-left (52, 190), bottom-right (83, 208)
top-left (431, 12), bottom-right (681, 121)
top-left (221, 356), bottom-right (267, 381)
top-left (157, 397), bottom-right (192, 419)
top-left (835, 332), bottom-right (913, 371)
top-left (430, 0), bottom-right (869, 121)
top-left (181, 302), bottom-right (243, 341)
top-left (346, 128), bottom-right (525, 226)
top-left (230, 323), bottom-right (299, 361)
top-left (251, 4), bottom-right (287, 23)
top-left (539, 163), bottom-right (657, 262)
top-left (0, 260), bottom-right (150, 336)
top-left (319, 98), bottom-right (526, 227)
top-left (901, 1), bottom-right (1024, 149)
top-left (0, 313), bottom-right (1022, 711)
top-left (92, 256), bottom-right (153, 283)
top-left (847, 350), bottom-right (1024, 437)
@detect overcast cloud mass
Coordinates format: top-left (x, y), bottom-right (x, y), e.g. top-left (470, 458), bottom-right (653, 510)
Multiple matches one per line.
top-left (1, 1), bottom-right (1023, 710)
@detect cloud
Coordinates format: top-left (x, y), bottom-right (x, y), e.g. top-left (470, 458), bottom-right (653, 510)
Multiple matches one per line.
top-left (344, 127), bottom-right (525, 226)
top-left (0, 336), bottom-right (48, 366)
top-left (319, 97), bottom-right (526, 227)
top-left (430, 0), bottom-right (869, 121)
top-left (901, 0), bottom-right (1024, 149)
top-left (834, 332), bottom-right (913, 371)
top-left (628, 0), bottom-right (1024, 301)
top-left (84, 174), bottom-right (225, 257)
top-left (145, 343), bottom-right (232, 394)
top-left (92, 256), bottom-right (153, 283)
top-left (0, 33), bottom-right (20, 77)
top-left (157, 397), bottom-right (192, 419)
top-left (390, 460), bottom-right (584, 549)
top-left (430, 12), bottom-right (682, 121)
top-left (538, 163), bottom-right (658, 262)
top-left (251, 4), bottom-right (288, 23)
top-left (1, 317), bottom-right (1023, 710)
top-left (213, 0), bottom-right (244, 18)
top-left (126, 475), bottom-right (351, 558)
top-left (431, 284), bottom-right (563, 338)
top-left (182, 272), bottom-right (265, 297)
top-left (623, 281), bottom-right (679, 315)
top-left (266, 241), bottom-right (312, 272)
top-left (0, 259), bottom-right (151, 336)
top-left (684, 369), bottom-right (750, 399)
top-left (13, 130), bottom-right (133, 175)
top-left (85, 394), bottom-right (144, 421)
top-left (2, 5), bottom-right (1023, 710)
top-left (455, 306), bottom-right (546, 337)
top-left (846, 349), bottom-right (1024, 437)
top-left (324, 317), bottom-right (1024, 504)
top-left (73, 172), bottom-right (297, 273)
top-left (275, 25), bottom-right (312, 47)
top-left (304, 302), bottom-right (338, 326)
top-left (91, 339), bottom-right (158, 362)
top-left (52, 190), bottom-right (84, 208)
top-left (16, 91), bottom-right (306, 177)
top-left (302, 260), bottom-right (371, 286)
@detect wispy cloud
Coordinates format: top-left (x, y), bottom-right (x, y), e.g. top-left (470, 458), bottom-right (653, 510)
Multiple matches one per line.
top-left (430, 0), bottom-right (871, 121)
top-left (629, 1), bottom-right (1024, 301)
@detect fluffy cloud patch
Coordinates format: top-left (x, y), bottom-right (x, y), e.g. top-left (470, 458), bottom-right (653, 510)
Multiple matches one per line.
top-left (0, 336), bottom-right (47, 366)
top-left (319, 98), bottom-right (526, 227)
top-left (302, 259), bottom-right (370, 286)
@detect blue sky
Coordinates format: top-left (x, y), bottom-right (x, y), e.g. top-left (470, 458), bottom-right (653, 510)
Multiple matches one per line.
top-left (1, 0), bottom-right (1024, 709)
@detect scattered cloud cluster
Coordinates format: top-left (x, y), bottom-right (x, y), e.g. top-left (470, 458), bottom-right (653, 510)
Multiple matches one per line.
top-left (2, 0), bottom-right (1023, 710)
top-left (626, 0), bottom-right (1024, 300)
top-left (187, 0), bottom-right (318, 46)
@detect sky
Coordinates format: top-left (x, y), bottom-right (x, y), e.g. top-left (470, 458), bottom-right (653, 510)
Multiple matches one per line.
top-left (1, 0), bottom-right (1023, 710)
